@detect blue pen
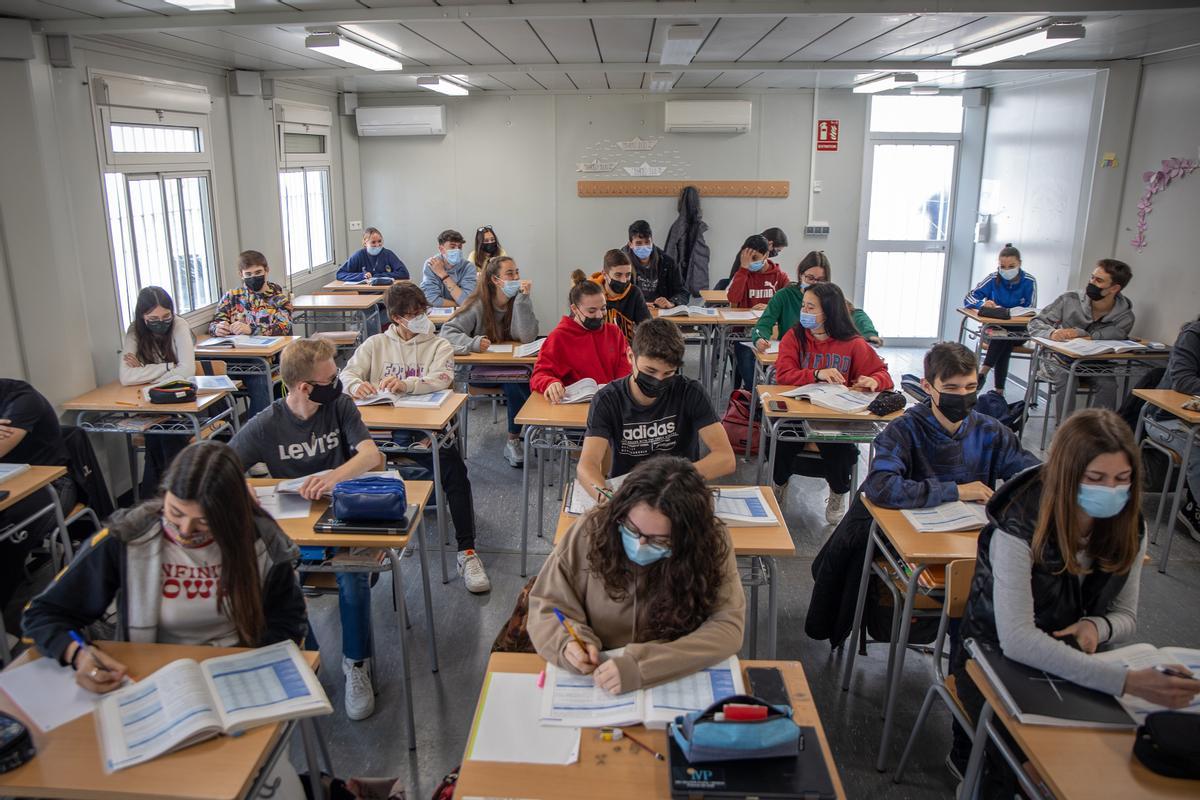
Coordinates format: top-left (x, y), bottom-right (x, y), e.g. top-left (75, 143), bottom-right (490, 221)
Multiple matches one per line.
top-left (553, 608), bottom-right (590, 654)
top-left (69, 630), bottom-right (111, 677)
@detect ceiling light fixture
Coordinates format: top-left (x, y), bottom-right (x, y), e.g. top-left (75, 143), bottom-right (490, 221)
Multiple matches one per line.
top-left (417, 76), bottom-right (469, 96)
top-left (851, 72), bottom-right (918, 94)
top-left (305, 31), bottom-right (403, 71)
top-left (660, 24), bottom-right (705, 66)
top-left (951, 23), bottom-right (1085, 67)
top-left (909, 86), bottom-right (941, 95)
top-left (648, 72), bottom-right (676, 93)
top-left (163, 0), bottom-right (235, 8)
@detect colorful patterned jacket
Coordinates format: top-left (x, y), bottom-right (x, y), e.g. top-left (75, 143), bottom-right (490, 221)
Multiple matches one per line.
top-left (208, 282), bottom-right (294, 336)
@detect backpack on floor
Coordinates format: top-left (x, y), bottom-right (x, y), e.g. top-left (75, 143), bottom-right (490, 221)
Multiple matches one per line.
top-left (721, 389), bottom-right (761, 456)
top-left (430, 766), bottom-right (459, 800)
top-left (490, 576), bottom-right (537, 653)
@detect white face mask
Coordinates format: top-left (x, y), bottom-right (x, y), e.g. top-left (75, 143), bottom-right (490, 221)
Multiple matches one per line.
top-left (403, 313), bottom-right (434, 335)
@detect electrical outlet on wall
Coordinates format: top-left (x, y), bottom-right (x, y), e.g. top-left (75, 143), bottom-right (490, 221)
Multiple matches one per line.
top-left (804, 223), bottom-right (831, 237)
top-left (349, 220), bottom-right (362, 231)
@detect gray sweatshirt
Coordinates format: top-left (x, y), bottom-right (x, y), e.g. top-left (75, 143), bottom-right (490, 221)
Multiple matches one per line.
top-left (1026, 290), bottom-right (1135, 341)
top-left (440, 292), bottom-right (538, 355)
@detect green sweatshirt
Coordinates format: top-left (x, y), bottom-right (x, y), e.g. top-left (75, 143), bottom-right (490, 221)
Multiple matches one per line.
top-left (752, 284), bottom-right (804, 343)
top-left (851, 308), bottom-right (880, 340)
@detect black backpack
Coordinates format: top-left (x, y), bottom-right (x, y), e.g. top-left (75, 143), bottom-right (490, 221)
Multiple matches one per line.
top-left (61, 425), bottom-right (114, 522)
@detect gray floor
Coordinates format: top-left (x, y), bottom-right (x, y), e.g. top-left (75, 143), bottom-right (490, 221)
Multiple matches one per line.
top-left (290, 345), bottom-right (1200, 799)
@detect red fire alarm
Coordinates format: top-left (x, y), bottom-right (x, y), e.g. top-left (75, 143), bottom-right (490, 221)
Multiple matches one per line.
top-left (816, 119), bottom-right (839, 152)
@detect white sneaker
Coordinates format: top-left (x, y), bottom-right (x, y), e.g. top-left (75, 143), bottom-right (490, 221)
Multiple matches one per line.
top-left (504, 438), bottom-right (524, 468)
top-left (457, 549), bottom-right (492, 593)
top-left (342, 657), bottom-right (375, 721)
top-left (825, 491), bottom-right (848, 525)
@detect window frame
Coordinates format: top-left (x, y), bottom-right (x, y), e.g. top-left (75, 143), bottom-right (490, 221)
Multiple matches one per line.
top-left (99, 107), bottom-right (211, 168)
top-left (275, 107), bottom-right (336, 279)
top-left (278, 165), bottom-right (335, 278)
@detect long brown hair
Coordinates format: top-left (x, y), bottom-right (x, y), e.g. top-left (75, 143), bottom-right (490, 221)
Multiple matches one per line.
top-left (129, 286), bottom-right (181, 367)
top-left (584, 456), bottom-right (731, 642)
top-left (162, 441), bottom-right (266, 645)
top-left (1032, 409), bottom-right (1142, 576)
top-left (455, 256), bottom-right (516, 341)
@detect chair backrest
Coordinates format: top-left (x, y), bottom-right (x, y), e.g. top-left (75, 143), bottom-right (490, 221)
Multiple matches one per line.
top-left (195, 360), bottom-right (227, 375)
top-left (931, 558), bottom-right (976, 683)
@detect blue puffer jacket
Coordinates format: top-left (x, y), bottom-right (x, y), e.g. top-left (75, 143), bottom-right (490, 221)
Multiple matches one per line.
top-left (863, 401), bottom-right (1040, 509)
top-left (964, 269), bottom-right (1037, 309)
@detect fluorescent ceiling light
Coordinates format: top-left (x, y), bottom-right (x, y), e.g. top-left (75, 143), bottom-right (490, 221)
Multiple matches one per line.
top-left (417, 76), bottom-right (469, 96)
top-left (909, 86), bottom-right (941, 95)
top-left (648, 72), bottom-right (676, 93)
top-left (952, 24), bottom-right (1085, 67)
top-left (660, 24), bottom-right (705, 66)
top-left (852, 72), bottom-right (918, 94)
top-left (306, 31), bottom-right (403, 71)
top-left (163, 0), bottom-right (235, 8)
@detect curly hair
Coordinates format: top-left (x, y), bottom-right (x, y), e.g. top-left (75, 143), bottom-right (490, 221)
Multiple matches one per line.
top-left (584, 456), bottom-right (731, 642)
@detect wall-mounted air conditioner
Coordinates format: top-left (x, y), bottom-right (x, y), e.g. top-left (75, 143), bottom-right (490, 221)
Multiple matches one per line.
top-left (663, 100), bottom-right (752, 134)
top-left (355, 105), bottom-right (447, 136)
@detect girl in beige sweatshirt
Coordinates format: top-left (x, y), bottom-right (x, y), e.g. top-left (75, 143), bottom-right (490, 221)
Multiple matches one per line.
top-left (528, 456), bottom-right (745, 693)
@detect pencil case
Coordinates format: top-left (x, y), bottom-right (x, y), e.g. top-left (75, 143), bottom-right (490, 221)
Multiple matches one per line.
top-left (332, 476), bottom-right (407, 521)
top-left (670, 694), bottom-right (800, 763)
top-left (147, 379), bottom-right (197, 404)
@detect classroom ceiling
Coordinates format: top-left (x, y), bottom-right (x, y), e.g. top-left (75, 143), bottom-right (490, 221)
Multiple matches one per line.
top-left (13, 1), bottom-right (1200, 93)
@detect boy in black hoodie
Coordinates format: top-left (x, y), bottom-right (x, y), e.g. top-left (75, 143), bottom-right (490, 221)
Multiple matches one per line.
top-left (622, 219), bottom-right (689, 308)
top-left (583, 250), bottom-right (651, 342)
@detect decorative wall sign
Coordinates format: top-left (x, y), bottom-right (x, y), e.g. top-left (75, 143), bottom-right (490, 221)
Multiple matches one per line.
top-left (623, 162), bottom-right (667, 177)
top-left (618, 136), bottom-right (658, 151)
top-left (578, 180), bottom-right (790, 198)
top-left (1130, 156), bottom-right (1198, 251)
top-left (576, 159), bottom-right (617, 173)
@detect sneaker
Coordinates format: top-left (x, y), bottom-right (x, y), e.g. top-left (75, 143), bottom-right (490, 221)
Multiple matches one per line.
top-left (457, 549), bottom-right (492, 593)
top-left (342, 657), bottom-right (375, 721)
top-left (1179, 491), bottom-right (1200, 543)
top-left (825, 491), bottom-right (848, 525)
top-left (504, 438), bottom-right (524, 468)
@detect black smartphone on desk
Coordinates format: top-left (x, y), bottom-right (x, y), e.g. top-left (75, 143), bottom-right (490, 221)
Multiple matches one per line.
top-left (746, 666), bottom-right (790, 707)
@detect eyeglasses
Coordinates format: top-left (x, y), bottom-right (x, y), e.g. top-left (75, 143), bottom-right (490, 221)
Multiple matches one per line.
top-left (623, 520), bottom-right (671, 548)
top-left (477, 226), bottom-right (494, 233)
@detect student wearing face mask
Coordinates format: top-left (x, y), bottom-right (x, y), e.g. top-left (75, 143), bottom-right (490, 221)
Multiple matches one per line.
top-left (441, 256), bottom-right (539, 467)
top-left (621, 219), bottom-right (688, 309)
top-left (230, 338), bottom-right (382, 720)
top-left (584, 250), bottom-right (651, 343)
top-left (342, 283), bottom-right (488, 594)
top-left (805, 343), bottom-right (1039, 650)
top-left (421, 229), bottom-right (477, 308)
top-left (963, 243), bottom-right (1038, 392)
top-left (120, 285), bottom-right (196, 494)
top-left (337, 227), bottom-right (408, 283)
top-left (948, 409), bottom-right (1198, 789)
top-left (528, 456), bottom-right (745, 694)
top-left (1027, 258), bottom-right (1135, 415)
top-left (467, 225), bottom-right (506, 273)
top-left (751, 250), bottom-right (831, 356)
top-left (728, 235), bottom-right (787, 391)
top-left (531, 274), bottom-right (631, 404)
top-left (726, 227), bottom-right (789, 281)
top-left (774, 282), bottom-right (894, 524)
top-left (577, 319), bottom-right (734, 503)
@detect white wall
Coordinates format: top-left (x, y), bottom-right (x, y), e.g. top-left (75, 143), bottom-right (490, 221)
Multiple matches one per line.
top-left (969, 74), bottom-right (1100, 307)
top-left (357, 91), bottom-right (868, 326)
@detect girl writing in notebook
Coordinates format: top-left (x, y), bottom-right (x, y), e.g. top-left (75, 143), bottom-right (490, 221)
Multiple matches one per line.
top-left (949, 409), bottom-right (1200, 786)
top-left (530, 272), bottom-right (631, 404)
top-left (527, 456), bottom-right (745, 694)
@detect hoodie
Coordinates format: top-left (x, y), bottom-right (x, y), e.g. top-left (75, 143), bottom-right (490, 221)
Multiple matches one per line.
top-left (621, 244), bottom-right (689, 307)
top-left (776, 328), bottom-right (893, 388)
top-left (590, 271), bottom-right (652, 342)
top-left (1026, 290), bottom-right (1134, 341)
top-left (341, 324), bottom-right (456, 396)
top-left (727, 260), bottom-right (789, 308)
top-left (863, 401), bottom-right (1040, 509)
top-left (22, 501), bottom-right (306, 662)
top-left (530, 315), bottom-right (631, 394)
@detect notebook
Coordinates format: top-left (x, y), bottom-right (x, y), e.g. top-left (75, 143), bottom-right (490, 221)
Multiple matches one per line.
top-left (720, 309), bottom-right (763, 321)
top-left (668, 725), bottom-right (837, 800)
top-left (313, 505), bottom-right (419, 535)
top-left (561, 378), bottom-right (602, 404)
top-left (1092, 643), bottom-right (1200, 723)
top-left (1031, 337), bottom-right (1163, 357)
top-left (0, 463), bottom-right (31, 484)
top-left (658, 305), bottom-right (719, 318)
top-left (194, 375), bottom-right (237, 391)
top-left (564, 473), bottom-right (630, 516)
top-left (514, 338), bottom-right (546, 358)
top-left (354, 389), bottom-right (452, 408)
top-left (742, 340), bottom-right (780, 355)
top-left (540, 652), bottom-right (744, 730)
top-left (712, 487), bottom-right (779, 527)
top-left (96, 641), bottom-right (331, 773)
top-left (427, 307), bottom-right (454, 319)
top-left (780, 384), bottom-right (878, 414)
top-left (197, 335), bottom-right (277, 348)
top-left (901, 501), bottom-right (989, 533)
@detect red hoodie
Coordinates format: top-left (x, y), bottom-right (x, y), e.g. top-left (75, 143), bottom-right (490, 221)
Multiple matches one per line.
top-left (727, 259), bottom-right (789, 308)
top-left (776, 327), bottom-right (893, 389)
top-left (531, 315), bottom-right (632, 393)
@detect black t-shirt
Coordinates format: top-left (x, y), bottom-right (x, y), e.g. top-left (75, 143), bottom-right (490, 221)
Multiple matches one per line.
top-left (229, 395), bottom-right (371, 479)
top-left (0, 379), bottom-right (68, 467)
top-left (585, 375), bottom-right (719, 478)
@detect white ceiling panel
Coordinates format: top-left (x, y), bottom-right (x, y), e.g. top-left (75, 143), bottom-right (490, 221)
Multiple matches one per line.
top-left (487, 71), bottom-right (548, 90)
top-left (404, 21), bottom-right (509, 63)
top-left (567, 71), bottom-right (608, 90)
top-left (465, 20), bottom-right (557, 64)
top-left (833, 14), bottom-right (982, 61)
top-left (343, 22), bottom-right (467, 65)
top-left (192, 26), bottom-right (343, 68)
top-left (533, 71), bottom-right (576, 90)
top-left (704, 71), bottom-right (760, 89)
top-left (787, 15), bottom-right (917, 61)
top-left (11, 1), bottom-right (98, 19)
top-left (592, 18), bottom-right (654, 63)
top-left (605, 70), bottom-right (645, 89)
top-left (1015, 11), bottom-right (1200, 60)
top-left (529, 19), bottom-right (600, 63)
top-left (883, 15), bottom-right (1046, 60)
top-left (672, 70), bottom-right (723, 89)
top-left (37, 0), bottom-right (164, 16)
top-left (738, 16), bottom-right (848, 61)
top-left (89, 31), bottom-right (285, 69)
top-left (692, 17), bottom-right (784, 62)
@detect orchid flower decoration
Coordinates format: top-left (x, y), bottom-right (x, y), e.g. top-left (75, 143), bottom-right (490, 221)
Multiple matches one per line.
top-left (1131, 156), bottom-right (1199, 251)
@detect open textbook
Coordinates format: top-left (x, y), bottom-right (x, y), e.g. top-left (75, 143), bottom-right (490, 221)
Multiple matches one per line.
top-left (540, 652), bottom-right (744, 730)
top-left (1093, 644), bottom-right (1200, 723)
top-left (565, 473), bottom-right (629, 516)
top-left (780, 383), bottom-right (878, 414)
top-left (197, 335), bottom-right (278, 349)
top-left (514, 338), bottom-right (546, 358)
top-left (902, 501), bottom-right (989, 533)
top-left (354, 388), bottom-right (452, 408)
top-left (561, 378), bottom-right (603, 404)
top-left (657, 305), bottom-right (719, 318)
top-left (1031, 337), bottom-right (1164, 357)
top-left (712, 487), bottom-right (780, 527)
top-left (741, 340), bottom-right (781, 355)
top-left (96, 641), bottom-right (330, 773)
top-left (720, 309), bottom-right (763, 322)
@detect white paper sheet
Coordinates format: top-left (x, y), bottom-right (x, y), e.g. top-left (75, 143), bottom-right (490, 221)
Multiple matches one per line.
top-left (255, 486), bottom-right (313, 520)
top-left (0, 657), bottom-right (125, 731)
top-left (466, 673), bottom-right (581, 764)
top-left (485, 343), bottom-right (513, 353)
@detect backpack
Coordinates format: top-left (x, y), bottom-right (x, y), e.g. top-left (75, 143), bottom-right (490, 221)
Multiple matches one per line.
top-left (61, 425), bottom-right (114, 522)
top-left (720, 389), bottom-right (761, 456)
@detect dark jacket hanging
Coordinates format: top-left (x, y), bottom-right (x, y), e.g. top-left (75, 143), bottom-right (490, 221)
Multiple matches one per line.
top-left (664, 185), bottom-right (711, 297)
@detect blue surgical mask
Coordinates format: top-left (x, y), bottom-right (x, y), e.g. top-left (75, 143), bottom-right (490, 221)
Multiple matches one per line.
top-left (444, 248), bottom-right (463, 266)
top-left (799, 311), bottom-right (820, 329)
top-left (633, 245), bottom-right (653, 260)
top-left (1076, 483), bottom-right (1131, 519)
top-left (999, 267), bottom-right (1019, 282)
top-left (366, 245), bottom-right (383, 257)
top-left (500, 280), bottom-right (521, 298)
top-left (620, 523), bottom-right (671, 566)
top-left (748, 260), bottom-right (765, 272)
top-left (799, 283), bottom-right (811, 293)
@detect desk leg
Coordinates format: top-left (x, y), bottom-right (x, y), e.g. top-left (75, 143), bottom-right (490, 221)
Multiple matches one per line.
top-left (745, 362), bottom-right (761, 462)
top-left (389, 549), bottom-right (418, 749)
top-left (841, 522), bottom-right (879, 691)
top-left (536, 437), bottom-right (546, 539)
top-left (748, 558), bottom-right (759, 659)
top-left (43, 483), bottom-right (73, 570)
top-left (299, 719), bottom-right (328, 800)
top-left (127, 434), bottom-right (140, 504)
top-left (876, 562), bottom-right (927, 771)
top-left (411, 513), bottom-right (438, 671)
top-left (766, 555), bottom-right (778, 659)
top-left (428, 430), bottom-right (449, 584)
top-left (1159, 428), bottom-right (1198, 573)
top-left (716, 326), bottom-right (728, 399)
top-left (519, 427), bottom-right (533, 577)
top-left (961, 702), bottom-right (993, 800)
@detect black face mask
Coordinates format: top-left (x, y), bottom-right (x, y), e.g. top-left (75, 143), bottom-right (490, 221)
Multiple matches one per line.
top-left (244, 275), bottom-right (266, 292)
top-left (608, 278), bottom-right (629, 295)
top-left (481, 242), bottom-right (499, 255)
top-left (634, 370), bottom-right (674, 399)
top-left (146, 319), bottom-right (173, 335)
top-left (579, 314), bottom-right (603, 331)
top-left (934, 389), bottom-right (977, 424)
top-left (308, 377), bottom-right (342, 405)
top-left (1085, 283), bottom-right (1106, 301)
top-left (769, 248), bottom-right (780, 259)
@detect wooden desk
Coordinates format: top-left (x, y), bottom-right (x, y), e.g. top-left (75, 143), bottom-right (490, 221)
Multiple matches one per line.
top-left (1133, 388), bottom-right (1200, 572)
top-left (452, 347), bottom-right (538, 367)
top-left (321, 280), bottom-right (387, 294)
top-left (251, 478), bottom-right (434, 750)
top-left (292, 294), bottom-right (380, 340)
top-left (63, 382), bottom-right (230, 416)
top-left (0, 465), bottom-right (67, 513)
top-left (652, 308), bottom-right (723, 392)
top-left (514, 392), bottom-right (592, 577)
top-left (454, 653), bottom-right (845, 800)
top-left (956, 307), bottom-right (1035, 328)
top-left (194, 336), bottom-right (295, 361)
top-left (1134, 388), bottom-right (1200, 425)
top-left (0, 642), bottom-right (322, 800)
top-left (195, 336), bottom-right (296, 414)
top-left (700, 288), bottom-right (729, 306)
top-left (359, 392), bottom-right (467, 433)
top-left (844, 496), bottom-right (983, 772)
top-left (965, 659), bottom-right (1196, 799)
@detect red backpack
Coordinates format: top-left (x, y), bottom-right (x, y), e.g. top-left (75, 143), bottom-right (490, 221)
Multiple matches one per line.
top-left (720, 389), bottom-right (761, 456)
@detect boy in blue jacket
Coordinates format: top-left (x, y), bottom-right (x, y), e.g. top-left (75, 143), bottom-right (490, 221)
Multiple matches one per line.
top-left (963, 243), bottom-right (1037, 392)
top-left (805, 342), bottom-right (1039, 647)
